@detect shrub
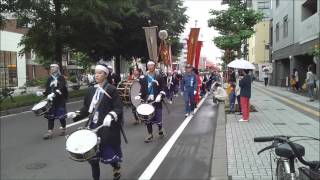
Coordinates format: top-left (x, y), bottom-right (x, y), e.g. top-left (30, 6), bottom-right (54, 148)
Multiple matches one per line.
top-left (26, 77), bottom-right (48, 87)
top-left (0, 88), bottom-right (88, 111)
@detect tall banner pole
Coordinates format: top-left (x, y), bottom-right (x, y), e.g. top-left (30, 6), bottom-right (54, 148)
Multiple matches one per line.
top-left (186, 28), bottom-right (200, 65)
top-left (194, 41), bottom-right (203, 69)
top-left (143, 26), bottom-right (158, 62)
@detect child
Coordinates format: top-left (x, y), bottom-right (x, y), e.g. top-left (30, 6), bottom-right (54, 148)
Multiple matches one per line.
top-left (290, 74), bottom-right (296, 91)
top-left (229, 83), bottom-right (236, 113)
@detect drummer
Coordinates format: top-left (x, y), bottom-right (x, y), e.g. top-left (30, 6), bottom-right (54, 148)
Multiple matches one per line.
top-left (36, 63), bottom-right (68, 140)
top-left (66, 63), bottom-right (123, 180)
top-left (129, 67), bottom-right (142, 125)
top-left (135, 60), bottom-right (166, 143)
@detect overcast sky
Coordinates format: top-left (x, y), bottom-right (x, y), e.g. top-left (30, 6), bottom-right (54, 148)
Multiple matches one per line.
top-left (182, 0), bottom-right (227, 63)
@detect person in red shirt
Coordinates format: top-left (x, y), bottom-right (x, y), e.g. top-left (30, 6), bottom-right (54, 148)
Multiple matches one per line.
top-left (194, 69), bottom-right (202, 105)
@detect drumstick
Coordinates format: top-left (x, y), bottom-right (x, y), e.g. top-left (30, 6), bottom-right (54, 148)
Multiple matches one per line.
top-left (104, 91), bottom-right (112, 99)
top-left (91, 125), bottom-right (104, 133)
top-left (65, 118), bottom-right (89, 129)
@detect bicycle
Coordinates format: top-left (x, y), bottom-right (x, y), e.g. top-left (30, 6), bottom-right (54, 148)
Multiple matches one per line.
top-left (0, 87), bottom-right (15, 103)
top-left (254, 135), bottom-right (320, 180)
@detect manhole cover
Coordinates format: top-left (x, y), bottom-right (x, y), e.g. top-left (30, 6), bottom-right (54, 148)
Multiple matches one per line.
top-left (273, 123), bottom-right (286, 125)
top-left (297, 123), bottom-right (311, 126)
top-left (276, 108), bottom-right (286, 111)
top-left (26, 163), bottom-right (47, 170)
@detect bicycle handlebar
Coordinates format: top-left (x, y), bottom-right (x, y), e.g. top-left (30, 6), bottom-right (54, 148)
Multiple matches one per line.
top-left (254, 136), bottom-right (276, 142)
top-left (254, 136), bottom-right (320, 170)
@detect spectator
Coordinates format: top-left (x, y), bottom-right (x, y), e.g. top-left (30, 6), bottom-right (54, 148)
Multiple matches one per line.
top-left (235, 70), bottom-right (242, 115)
top-left (290, 74), bottom-right (296, 91)
top-left (229, 83), bottom-right (236, 113)
top-left (306, 65), bottom-right (315, 101)
top-left (263, 71), bottom-right (269, 87)
top-left (293, 68), bottom-right (300, 91)
top-left (239, 69), bottom-right (252, 122)
top-left (212, 82), bottom-right (227, 103)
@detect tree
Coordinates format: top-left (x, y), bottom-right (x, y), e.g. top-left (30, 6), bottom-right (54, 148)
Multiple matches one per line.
top-left (106, 0), bottom-right (188, 72)
top-left (208, 0), bottom-right (263, 61)
top-left (2, 0), bottom-right (126, 66)
top-left (72, 52), bottom-right (93, 72)
top-left (2, 0), bottom-right (187, 74)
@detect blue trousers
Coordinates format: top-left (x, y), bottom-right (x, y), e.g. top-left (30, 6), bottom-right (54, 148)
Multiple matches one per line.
top-left (45, 106), bottom-right (66, 130)
top-left (183, 87), bottom-right (195, 114)
top-left (307, 83), bottom-right (314, 99)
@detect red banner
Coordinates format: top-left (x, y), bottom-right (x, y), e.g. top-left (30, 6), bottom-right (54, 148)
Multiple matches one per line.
top-left (194, 41), bottom-right (202, 69)
top-left (186, 28), bottom-right (200, 65)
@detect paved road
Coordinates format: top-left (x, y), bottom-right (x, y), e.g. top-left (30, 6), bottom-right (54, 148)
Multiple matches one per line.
top-left (152, 97), bottom-right (218, 179)
top-left (1, 95), bottom-right (218, 180)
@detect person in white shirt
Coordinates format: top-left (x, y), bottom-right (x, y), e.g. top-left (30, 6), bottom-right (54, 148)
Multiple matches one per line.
top-left (212, 82), bottom-right (227, 103)
top-left (306, 65), bottom-right (315, 101)
top-left (294, 68), bottom-right (300, 91)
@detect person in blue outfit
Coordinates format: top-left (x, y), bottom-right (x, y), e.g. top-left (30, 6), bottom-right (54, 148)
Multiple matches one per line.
top-left (229, 83), bottom-right (236, 113)
top-left (181, 64), bottom-right (198, 117)
top-left (135, 61), bottom-right (166, 143)
top-left (67, 63), bottom-right (123, 180)
top-left (36, 63), bottom-right (68, 139)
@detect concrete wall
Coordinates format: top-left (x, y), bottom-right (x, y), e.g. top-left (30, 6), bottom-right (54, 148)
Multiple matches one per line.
top-left (271, 0), bottom-right (320, 86)
top-left (272, 0), bottom-right (294, 52)
top-left (294, 0), bottom-right (320, 44)
top-left (0, 31), bottom-right (26, 87)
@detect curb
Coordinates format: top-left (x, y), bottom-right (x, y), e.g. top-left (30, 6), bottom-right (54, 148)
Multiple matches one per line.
top-left (210, 101), bottom-right (229, 180)
top-left (0, 97), bottom-right (83, 117)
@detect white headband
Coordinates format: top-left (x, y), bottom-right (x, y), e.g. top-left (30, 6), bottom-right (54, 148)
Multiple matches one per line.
top-left (147, 61), bottom-right (155, 66)
top-left (50, 64), bottom-right (59, 68)
top-left (95, 65), bottom-right (109, 74)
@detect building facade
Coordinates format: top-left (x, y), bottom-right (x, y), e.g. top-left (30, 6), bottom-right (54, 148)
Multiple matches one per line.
top-left (247, 0), bottom-right (272, 81)
top-left (271, 0), bottom-right (320, 86)
top-left (0, 19), bottom-right (29, 87)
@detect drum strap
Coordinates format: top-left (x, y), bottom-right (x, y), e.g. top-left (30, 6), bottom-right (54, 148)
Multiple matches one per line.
top-left (85, 82), bottom-right (109, 127)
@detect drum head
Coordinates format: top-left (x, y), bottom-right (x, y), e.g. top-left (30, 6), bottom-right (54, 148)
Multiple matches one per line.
top-left (66, 129), bottom-right (97, 154)
top-left (136, 104), bottom-right (155, 116)
top-left (32, 101), bottom-right (48, 111)
top-left (130, 81), bottom-right (141, 107)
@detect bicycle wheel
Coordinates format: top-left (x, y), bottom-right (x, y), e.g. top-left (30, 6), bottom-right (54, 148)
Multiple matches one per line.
top-left (276, 160), bottom-right (291, 180)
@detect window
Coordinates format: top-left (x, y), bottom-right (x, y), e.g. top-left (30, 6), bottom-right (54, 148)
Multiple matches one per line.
top-left (283, 16), bottom-right (288, 38)
top-left (276, 0), bottom-right (279, 7)
top-left (301, 0), bottom-right (318, 21)
top-left (257, 0), bottom-right (269, 9)
top-left (0, 51), bottom-right (18, 87)
top-left (275, 23), bottom-right (279, 42)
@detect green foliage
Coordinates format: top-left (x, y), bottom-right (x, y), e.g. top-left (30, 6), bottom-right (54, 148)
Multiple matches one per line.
top-left (34, 56), bottom-right (51, 70)
top-left (2, 0), bottom-right (187, 68)
top-left (68, 75), bottom-right (77, 83)
top-left (71, 52), bottom-right (93, 71)
top-left (208, 0), bottom-right (263, 60)
top-left (309, 43), bottom-right (320, 57)
top-left (26, 77), bottom-right (48, 87)
top-left (110, 0), bottom-right (188, 60)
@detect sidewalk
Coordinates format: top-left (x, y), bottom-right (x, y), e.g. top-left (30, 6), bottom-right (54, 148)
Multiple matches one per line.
top-left (226, 84), bottom-right (320, 179)
top-left (254, 82), bottom-right (320, 110)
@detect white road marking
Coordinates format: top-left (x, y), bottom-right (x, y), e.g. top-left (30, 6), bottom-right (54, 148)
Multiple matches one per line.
top-left (1, 100), bottom-right (82, 118)
top-left (138, 93), bottom-right (209, 180)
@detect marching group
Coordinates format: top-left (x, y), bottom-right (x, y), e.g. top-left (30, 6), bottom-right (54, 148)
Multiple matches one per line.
top-left (34, 61), bottom-right (220, 180)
